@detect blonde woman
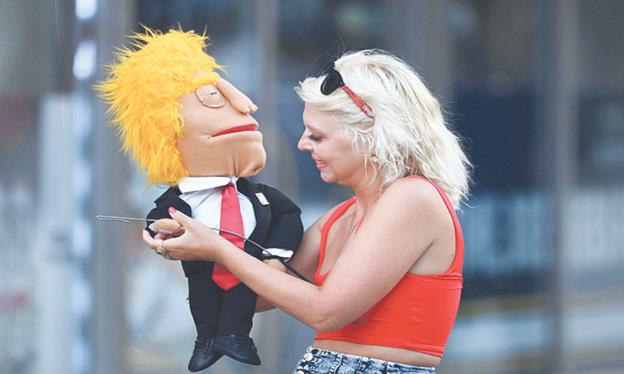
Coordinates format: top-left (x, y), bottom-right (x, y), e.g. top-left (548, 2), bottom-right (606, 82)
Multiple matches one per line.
top-left (145, 50), bottom-right (471, 373)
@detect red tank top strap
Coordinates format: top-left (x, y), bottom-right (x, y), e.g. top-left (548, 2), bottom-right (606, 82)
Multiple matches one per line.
top-left (314, 197), bottom-right (356, 284)
top-left (405, 175), bottom-right (464, 274)
top-left (314, 177), bottom-right (464, 356)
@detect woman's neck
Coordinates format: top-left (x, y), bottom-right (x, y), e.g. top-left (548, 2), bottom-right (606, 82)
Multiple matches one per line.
top-left (351, 177), bottom-right (383, 221)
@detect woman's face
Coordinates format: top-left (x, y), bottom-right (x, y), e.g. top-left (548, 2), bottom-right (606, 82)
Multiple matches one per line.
top-left (298, 104), bottom-right (371, 187)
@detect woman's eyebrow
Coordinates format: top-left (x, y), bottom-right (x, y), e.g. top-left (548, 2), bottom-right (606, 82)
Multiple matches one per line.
top-left (304, 123), bottom-right (324, 134)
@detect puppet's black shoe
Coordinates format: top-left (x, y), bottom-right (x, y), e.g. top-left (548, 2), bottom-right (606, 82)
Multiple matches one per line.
top-left (214, 334), bottom-right (261, 366)
top-left (188, 337), bottom-right (223, 372)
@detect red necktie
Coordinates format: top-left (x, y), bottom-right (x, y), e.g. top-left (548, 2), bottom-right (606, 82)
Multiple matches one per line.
top-left (211, 183), bottom-right (245, 290)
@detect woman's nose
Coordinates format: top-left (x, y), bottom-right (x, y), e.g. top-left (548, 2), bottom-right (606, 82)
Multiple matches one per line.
top-left (297, 134), bottom-right (310, 152)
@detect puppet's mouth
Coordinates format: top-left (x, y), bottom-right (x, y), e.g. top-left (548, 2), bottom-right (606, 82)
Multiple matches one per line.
top-left (212, 124), bottom-right (258, 137)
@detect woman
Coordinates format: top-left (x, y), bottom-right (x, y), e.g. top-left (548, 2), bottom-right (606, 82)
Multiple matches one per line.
top-left (144, 50), bottom-right (471, 373)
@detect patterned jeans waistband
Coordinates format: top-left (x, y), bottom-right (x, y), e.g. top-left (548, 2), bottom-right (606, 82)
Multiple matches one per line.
top-left (304, 346), bottom-right (437, 371)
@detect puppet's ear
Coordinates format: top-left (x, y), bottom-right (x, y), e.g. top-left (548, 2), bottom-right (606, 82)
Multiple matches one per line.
top-left (216, 78), bottom-right (258, 114)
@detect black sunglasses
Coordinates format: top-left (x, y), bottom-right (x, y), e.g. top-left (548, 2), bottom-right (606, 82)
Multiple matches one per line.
top-left (320, 61), bottom-right (374, 118)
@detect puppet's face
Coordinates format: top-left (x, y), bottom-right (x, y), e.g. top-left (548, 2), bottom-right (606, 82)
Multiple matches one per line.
top-left (177, 80), bottom-right (266, 177)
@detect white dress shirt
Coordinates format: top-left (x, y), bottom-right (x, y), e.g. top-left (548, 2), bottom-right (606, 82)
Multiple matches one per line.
top-left (178, 176), bottom-right (256, 239)
top-left (177, 176), bottom-right (294, 261)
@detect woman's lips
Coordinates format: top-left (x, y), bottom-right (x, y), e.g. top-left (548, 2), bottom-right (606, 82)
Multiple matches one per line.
top-left (212, 124), bottom-right (258, 137)
top-left (313, 158), bottom-right (327, 170)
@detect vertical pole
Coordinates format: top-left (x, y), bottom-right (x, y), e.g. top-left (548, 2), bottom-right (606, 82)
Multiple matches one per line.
top-left (254, 0), bottom-right (279, 184)
top-left (71, 0), bottom-right (100, 372)
top-left (92, 1), bottom-right (135, 373)
top-left (251, 1), bottom-right (292, 373)
top-left (536, 0), bottom-right (579, 372)
top-left (253, 0), bottom-right (299, 198)
top-left (33, 1), bottom-right (76, 372)
top-left (383, 0), bottom-right (452, 98)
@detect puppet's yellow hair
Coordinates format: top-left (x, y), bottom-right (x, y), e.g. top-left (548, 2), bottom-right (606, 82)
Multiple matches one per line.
top-left (96, 27), bottom-right (222, 185)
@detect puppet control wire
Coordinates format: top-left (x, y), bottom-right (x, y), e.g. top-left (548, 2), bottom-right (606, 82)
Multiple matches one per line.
top-left (96, 215), bottom-right (311, 283)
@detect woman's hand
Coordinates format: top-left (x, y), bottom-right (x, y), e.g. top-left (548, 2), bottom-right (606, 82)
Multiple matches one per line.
top-left (142, 207), bottom-right (229, 261)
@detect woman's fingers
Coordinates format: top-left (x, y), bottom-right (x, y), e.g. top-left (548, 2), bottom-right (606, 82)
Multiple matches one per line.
top-left (154, 232), bottom-right (170, 240)
top-left (143, 209), bottom-right (223, 262)
top-left (168, 207), bottom-right (195, 228)
top-left (143, 230), bottom-right (180, 260)
top-left (143, 230), bottom-right (161, 251)
top-left (162, 229), bottom-right (195, 253)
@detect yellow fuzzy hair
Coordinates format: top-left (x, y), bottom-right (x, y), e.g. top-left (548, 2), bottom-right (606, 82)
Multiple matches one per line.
top-left (96, 27), bottom-right (222, 185)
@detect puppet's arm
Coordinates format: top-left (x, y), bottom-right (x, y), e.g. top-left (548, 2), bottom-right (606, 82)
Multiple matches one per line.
top-left (258, 184), bottom-right (304, 259)
top-left (253, 186), bottom-right (303, 313)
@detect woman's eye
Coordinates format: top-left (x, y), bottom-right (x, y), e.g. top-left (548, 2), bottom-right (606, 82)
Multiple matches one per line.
top-left (308, 134), bottom-right (322, 142)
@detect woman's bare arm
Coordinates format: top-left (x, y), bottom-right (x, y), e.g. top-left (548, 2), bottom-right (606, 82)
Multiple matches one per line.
top-left (255, 206), bottom-right (336, 312)
top-left (149, 178), bottom-right (449, 331)
top-left (255, 259), bottom-right (288, 312)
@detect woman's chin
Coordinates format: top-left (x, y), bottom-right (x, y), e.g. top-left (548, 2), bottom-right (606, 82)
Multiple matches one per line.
top-left (319, 170), bottom-right (336, 183)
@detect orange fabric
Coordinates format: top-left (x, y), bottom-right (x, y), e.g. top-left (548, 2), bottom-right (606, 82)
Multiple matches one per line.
top-left (314, 176), bottom-right (464, 357)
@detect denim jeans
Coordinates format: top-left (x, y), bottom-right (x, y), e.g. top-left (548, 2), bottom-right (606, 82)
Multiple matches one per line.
top-left (292, 347), bottom-right (437, 374)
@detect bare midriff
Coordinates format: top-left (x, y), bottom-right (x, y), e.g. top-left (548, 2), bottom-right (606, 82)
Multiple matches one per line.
top-left (312, 340), bottom-right (441, 367)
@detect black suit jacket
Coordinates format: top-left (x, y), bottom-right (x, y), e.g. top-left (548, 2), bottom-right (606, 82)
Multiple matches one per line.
top-left (146, 178), bottom-right (303, 277)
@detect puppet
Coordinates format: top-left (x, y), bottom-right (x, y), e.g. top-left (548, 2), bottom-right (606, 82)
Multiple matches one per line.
top-left (97, 28), bottom-right (303, 371)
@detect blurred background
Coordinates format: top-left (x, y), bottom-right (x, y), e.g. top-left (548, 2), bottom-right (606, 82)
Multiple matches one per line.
top-left (1, 0), bottom-right (623, 373)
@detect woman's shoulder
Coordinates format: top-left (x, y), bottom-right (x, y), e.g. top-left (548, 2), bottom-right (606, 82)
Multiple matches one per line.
top-left (381, 176), bottom-right (442, 208)
top-left (375, 177), bottom-right (455, 262)
top-left (374, 176), bottom-right (453, 232)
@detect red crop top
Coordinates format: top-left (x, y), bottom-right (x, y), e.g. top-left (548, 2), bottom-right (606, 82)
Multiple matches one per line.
top-left (314, 176), bottom-right (464, 357)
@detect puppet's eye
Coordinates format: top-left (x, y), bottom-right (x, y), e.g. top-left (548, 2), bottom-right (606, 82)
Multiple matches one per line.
top-left (195, 84), bottom-right (226, 108)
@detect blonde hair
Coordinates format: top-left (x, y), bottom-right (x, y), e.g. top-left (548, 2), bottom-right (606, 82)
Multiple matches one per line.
top-left (296, 50), bottom-right (471, 209)
top-left (96, 28), bottom-right (222, 185)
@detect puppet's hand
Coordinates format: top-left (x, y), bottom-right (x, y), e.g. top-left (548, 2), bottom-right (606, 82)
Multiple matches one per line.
top-left (143, 207), bottom-right (229, 261)
top-left (150, 218), bottom-right (184, 239)
top-left (217, 78), bottom-right (258, 114)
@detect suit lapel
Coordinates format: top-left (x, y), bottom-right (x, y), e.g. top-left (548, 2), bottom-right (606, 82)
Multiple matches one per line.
top-left (154, 186), bottom-right (192, 216)
top-left (237, 178), bottom-right (271, 245)
top-left (156, 181), bottom-right (270, 252)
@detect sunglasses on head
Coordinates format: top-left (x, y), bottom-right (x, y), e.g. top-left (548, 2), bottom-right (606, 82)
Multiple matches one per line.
top-left (320, 61), bottom-right (374, 119)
